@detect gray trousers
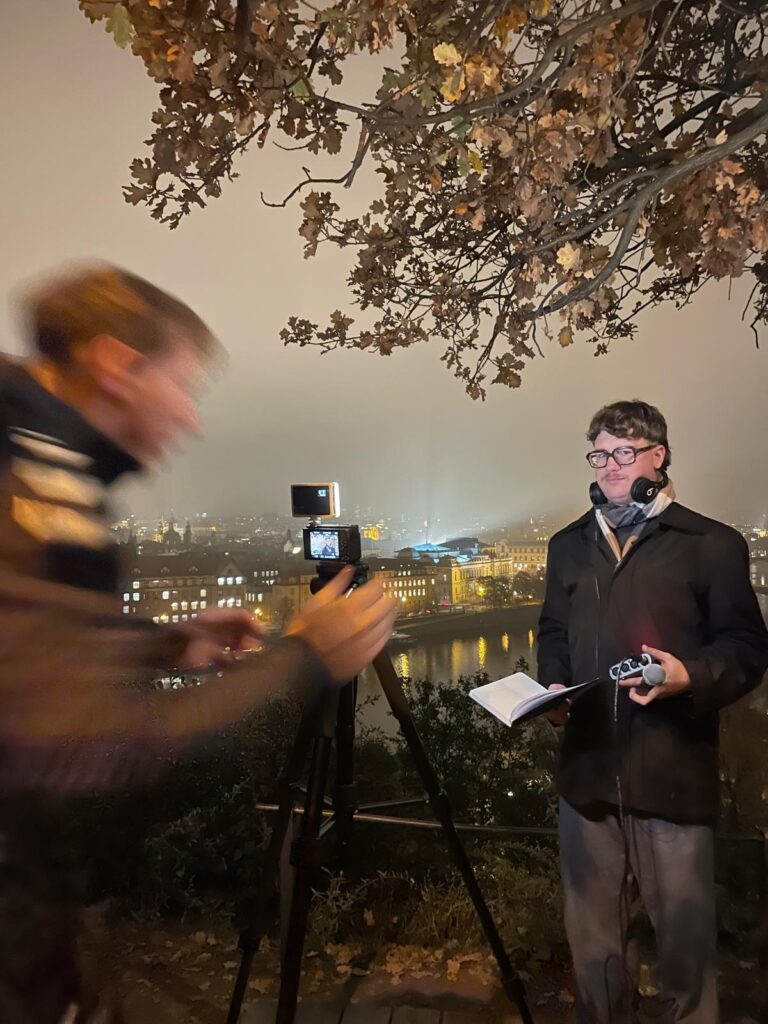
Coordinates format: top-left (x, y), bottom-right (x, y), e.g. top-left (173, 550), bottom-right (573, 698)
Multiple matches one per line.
top-left (558, 797), bottom-right (718, 1024)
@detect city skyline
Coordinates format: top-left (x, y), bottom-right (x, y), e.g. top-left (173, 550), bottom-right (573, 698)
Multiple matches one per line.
top-left (115, 504), bottom-right (768, 549)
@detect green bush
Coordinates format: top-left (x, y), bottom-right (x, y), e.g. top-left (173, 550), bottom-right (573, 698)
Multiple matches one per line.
top-left (67, 666), bottom-right (561, 926)
top-left (393, 670), bottom-right (559, 827)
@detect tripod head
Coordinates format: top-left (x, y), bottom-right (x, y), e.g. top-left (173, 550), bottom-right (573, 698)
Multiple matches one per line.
top-left (309, 559), bottom-right (369, 594)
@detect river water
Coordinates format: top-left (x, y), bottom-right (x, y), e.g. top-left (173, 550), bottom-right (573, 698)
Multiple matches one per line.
top-left (357, 607), bottom-right (541, 733)
top-left (358, 597), bottom-right (768, 734)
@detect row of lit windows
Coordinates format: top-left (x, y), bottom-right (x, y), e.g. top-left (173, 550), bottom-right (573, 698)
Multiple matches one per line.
top-left (152, 613), bottom-right (198, 624)
top-left (131, 573), bottom-right (275, 590)
top-left (124, 589), bottom-right (208, 601)
top-left (132, 578), bottom-right (215, 588)
top-left (127, 596), bottom-right (243, 610)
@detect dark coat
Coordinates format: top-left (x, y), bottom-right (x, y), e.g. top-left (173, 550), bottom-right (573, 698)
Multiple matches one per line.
top-left (537, 502), bottom-right (768, 824)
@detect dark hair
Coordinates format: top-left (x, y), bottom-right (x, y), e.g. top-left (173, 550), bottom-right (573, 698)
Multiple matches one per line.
top-left (20, 263), bottom-right (219, 365)
top-left (587, 400), bottom-right (671, 469)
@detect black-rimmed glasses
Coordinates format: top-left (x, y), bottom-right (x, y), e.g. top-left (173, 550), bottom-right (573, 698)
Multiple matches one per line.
top-left (586, 444), bottom-right (657, 469)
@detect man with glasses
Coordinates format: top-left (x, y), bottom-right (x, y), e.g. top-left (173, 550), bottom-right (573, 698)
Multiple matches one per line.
top-left (538, 400), bottom-right (768, 1024)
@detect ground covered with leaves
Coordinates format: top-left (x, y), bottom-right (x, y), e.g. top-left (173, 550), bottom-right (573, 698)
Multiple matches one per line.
top-left (89, 914), bottom-right (764, 1024)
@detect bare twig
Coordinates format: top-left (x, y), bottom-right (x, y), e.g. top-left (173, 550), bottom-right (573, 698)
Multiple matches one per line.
top-left (261, 166), bottom-right (350, 208)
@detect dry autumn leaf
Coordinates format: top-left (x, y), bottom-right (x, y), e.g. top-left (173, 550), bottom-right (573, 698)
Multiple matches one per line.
top-left (433, 42), bottom-right (462, 67)
top-left (556, 242), bottom-right (582, 271)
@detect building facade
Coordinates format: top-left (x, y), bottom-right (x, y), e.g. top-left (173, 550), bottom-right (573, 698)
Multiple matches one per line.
top-left (121, 551), bottom-right (248, 624)
top-left (367, 557), bottom-right (451, 614)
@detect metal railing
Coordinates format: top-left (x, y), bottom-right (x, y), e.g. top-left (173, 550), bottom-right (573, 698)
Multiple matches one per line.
top-left (255, 798), bottom-right (767, 918)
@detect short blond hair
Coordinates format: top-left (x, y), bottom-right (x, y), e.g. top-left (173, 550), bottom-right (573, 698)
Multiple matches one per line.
top-left (20, 263), bottom-right (219, 364)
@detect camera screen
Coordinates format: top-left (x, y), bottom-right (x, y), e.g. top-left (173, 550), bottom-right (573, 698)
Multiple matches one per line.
top-left (309, 530), bottom-right (340, 560)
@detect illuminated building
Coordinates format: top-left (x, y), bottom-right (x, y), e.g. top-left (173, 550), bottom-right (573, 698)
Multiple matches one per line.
top-left (367, 557), bottom-right (449, 613)
top-left (121, 551), bottom-right (249, 624)
top-left (491, 540), bottom-right (548, 575)
top-left (396, 537), bottom-right (548, 608)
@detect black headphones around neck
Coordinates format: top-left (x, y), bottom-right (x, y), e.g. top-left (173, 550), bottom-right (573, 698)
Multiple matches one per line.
top-left (590, 469), bottom-right (669, 507)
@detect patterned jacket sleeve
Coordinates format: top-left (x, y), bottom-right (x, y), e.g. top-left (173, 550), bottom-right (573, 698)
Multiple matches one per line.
top-left (0, 572), bottom-right (329, 794)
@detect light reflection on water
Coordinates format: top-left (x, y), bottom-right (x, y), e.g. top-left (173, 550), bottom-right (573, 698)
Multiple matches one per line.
top-left (395, 651), bottom-right (411, 678)
top-left (359, 619), bottom-right (539, 733)
top-left (450, 639), bottom-right (462, 678)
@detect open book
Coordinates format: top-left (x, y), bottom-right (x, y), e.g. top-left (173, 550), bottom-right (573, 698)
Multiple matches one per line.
top-left (469, 673), bottom-right (600, 727)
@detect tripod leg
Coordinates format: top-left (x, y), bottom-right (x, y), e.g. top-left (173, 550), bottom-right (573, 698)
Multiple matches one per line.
top-left (371, 652), bottom-right (535, 1024)
top-left (332, 679), bottom-right (358, 854)
top-left (226, 704), bottom-right (324, 1024)
top-left (276, 732), bottom-right (335, 1024)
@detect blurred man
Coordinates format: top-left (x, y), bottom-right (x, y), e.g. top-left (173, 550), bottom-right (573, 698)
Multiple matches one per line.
top-left (538, 400), bottom-right (768, 1024)
top-left (0, 263), bottom-right (397, 1023)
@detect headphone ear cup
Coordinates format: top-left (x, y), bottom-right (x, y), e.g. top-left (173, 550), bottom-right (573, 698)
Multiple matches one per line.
top-left (590, 482), bottom-right (607, 505)
top-left (630, 477), bottom-right (658, 503)
top-left (630, 469), bottom-right (668, 504)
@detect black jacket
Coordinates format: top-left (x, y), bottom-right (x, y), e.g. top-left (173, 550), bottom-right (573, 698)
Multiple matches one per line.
top-left (537, 502), bottom-right (768, 825)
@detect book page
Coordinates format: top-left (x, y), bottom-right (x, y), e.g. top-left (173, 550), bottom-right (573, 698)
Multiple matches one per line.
top-left (470, 676), bottom-right (603, 728)
top-left (468, 673), bottom-right (544, 727)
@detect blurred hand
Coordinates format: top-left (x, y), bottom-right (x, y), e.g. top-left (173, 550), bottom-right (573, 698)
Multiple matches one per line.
top-left (285, 565), bottom-right (398, 684)
top-left (618, 643), bottom-right (691, 706)
top-left (546, 683), bottom-right (571, 727)
top-left (180, 608), bottom-right (265, 668)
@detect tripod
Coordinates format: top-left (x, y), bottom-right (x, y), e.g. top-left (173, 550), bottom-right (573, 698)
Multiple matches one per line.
top-left (226, 562), bottom-right (534, 1024)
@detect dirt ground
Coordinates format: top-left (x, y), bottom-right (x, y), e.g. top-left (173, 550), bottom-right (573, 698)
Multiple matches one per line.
top-left (84, 917), bottom-right (764, 1024)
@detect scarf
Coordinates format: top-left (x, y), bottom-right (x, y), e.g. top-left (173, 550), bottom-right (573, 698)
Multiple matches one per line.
top-left (596, 479), bottom-right (676, 563)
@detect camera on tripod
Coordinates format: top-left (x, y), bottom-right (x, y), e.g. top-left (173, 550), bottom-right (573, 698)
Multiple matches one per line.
top-left (228, 483), bottom-right (535, 1024)
top-left (290, 483), bottom-right (362, 564)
